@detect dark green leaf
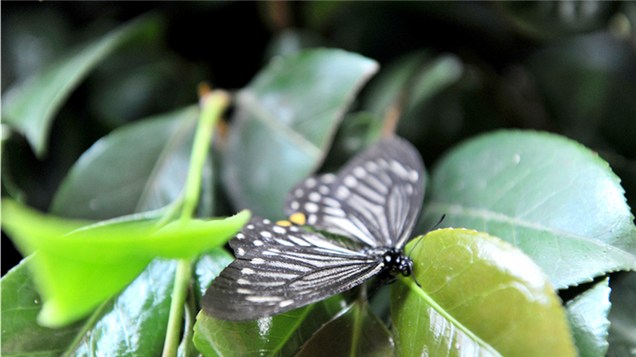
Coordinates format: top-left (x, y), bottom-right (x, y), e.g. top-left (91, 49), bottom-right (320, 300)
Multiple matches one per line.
top-left (51, 106), bottom-right (203, 220)
top-left (296, 300), bottom-right (393, 357)
top-left (1, 257), bottom-right (80, 357)
top-left (193, 296), bottom-right (346, 356)
top-left (422, 130), bottom-right (636, 288)
top-left (607, 272), bottom-right (636, 357)
top-left (392, 229), bottom-right (576, 356)
top-left (222, 48), bottom-right (378, 218)
top-left (566, 278), bottom-right (611, 357)
top-left (1, 15), bottom-right (160, 157)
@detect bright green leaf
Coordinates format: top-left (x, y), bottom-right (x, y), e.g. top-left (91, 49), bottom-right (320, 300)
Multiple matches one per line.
top-left (422, 130), bottom-right (636, 288)
top-left (193, 296), bottom-right (347, 356)
top-left (392, 229), bottom-right (576, 357)
top-left (222, 48), bottom-right (378, 218)
top-left (1, 199), bottom-right (250, 327)
top-left (296, 300), bottom-right (394, 357)
top-left (51, 106), bottom-right (205, 220)
top-left (1, 15), bottom-right (160, 157)
top-left (566, 278), bottom-right (611, 357)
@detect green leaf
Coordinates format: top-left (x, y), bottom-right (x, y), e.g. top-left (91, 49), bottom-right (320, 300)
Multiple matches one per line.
top-left (607, 272), bottom-right (636, 357)
top-left (422, 130), bottom-right (636, 288)
top-left (296, 300), bottom-right (394, 357)
top-left (1, 257), bottom-right (81, 357)
top-left (51, 106), bottom-right (203, 220)
top-left (391, 229), bottom-right (576, 356)
top-left (1, 199), bottom-right (250, 327)
top-left (193, 296), bottom-right (346, 356)
top-left (222, 48), bottom-right (378, 218)
top-left (1, 15), bottom-right (160, 157)
top-left (566, 278), bottom-right (611, 357)
top-left (67, 259), bottom-right (177, 357)
top-left (193, 249), bottom-right (235, 300)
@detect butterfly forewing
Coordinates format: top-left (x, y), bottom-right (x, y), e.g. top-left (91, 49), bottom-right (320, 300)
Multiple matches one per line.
top-left (203, 217), bottom-right (385, 320)
top-left (285, 136), bottom-right (425, 248)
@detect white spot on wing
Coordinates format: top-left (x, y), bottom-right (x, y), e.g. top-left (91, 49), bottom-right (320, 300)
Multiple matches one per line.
top-left (237, 278), bottom-right (250, 285)
top-left (241, 268), bottom-right (255, 274)
top-left (308, 192), bottom-right (321, 202)
top-left (305, 202), bottom-right (319, 213)
top-left (344, 175), bottom-right (357, 187)
top-left (273, 226), bottom-right (286, 234)
top-left (253, 240), bottom-right (264, 246)
top-left (279, 299), bottom-right (294, 307)
top-left (318, 185), bottom-right (330, 195)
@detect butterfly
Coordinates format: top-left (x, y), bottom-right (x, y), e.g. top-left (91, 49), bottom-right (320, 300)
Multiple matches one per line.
top-left (203, 136), bottom-right (425, 321)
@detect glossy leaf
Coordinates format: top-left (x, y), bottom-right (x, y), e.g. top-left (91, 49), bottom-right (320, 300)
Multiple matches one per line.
top-left (1, 199), bottom-right (250, 327)
top-left (193, 249), bottom-right (235, 300)
top-left (1, 257), bottom-right (81, 357)
top-left (222, 48), bottom-right (378, 218)
top-left (391, 228), bottom-right (576, 356)
top-left (51, 106), bottom-right (202, 220)
top-left (1, 15), bottom-right (160, 157)
top-left (193, 296), bottom-right (347, 356)
top-left (566, 278), bottom-right (611, 357)
top-left (422, 130), bottom-right (636, 288)
top-left (296, 301), bottom-right (394, 357)
top-left (67, 259), bottom-right (177, 356)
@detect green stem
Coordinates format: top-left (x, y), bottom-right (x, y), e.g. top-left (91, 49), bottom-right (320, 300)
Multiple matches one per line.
top-left (162, 90), bottom-right (230, 357)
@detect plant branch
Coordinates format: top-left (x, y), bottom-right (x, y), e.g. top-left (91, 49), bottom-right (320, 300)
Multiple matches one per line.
top-left (162, 88), bottom-right (230, 357)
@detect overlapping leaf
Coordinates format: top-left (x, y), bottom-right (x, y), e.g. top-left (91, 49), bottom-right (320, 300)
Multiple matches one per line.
top-left (566, 278), bottom-right (611, 357)
top-left (422, 130), bottom-right (636, 289)
top-left (392, 229), bottom-right (576, 356)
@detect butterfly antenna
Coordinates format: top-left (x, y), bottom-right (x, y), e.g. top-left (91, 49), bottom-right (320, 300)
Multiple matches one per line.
top-left (406, 214), bottom-right (447, 256)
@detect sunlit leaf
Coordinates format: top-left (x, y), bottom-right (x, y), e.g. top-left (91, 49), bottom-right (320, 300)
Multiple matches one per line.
top-left (422, 130), bottom-right (636, 288)
top-left (392, 229), bottom-right (576, 356)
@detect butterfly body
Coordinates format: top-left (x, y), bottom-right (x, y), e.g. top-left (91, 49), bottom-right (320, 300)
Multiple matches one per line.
top-left (203, 136), bottom-right (425, 321)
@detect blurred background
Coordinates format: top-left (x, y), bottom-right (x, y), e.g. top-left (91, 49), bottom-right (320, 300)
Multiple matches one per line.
top-left (2, 1), bottom-right (635, 274)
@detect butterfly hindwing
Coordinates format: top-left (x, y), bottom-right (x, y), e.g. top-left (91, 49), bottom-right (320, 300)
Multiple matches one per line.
top-left (203, 217), bottom-right (385, 320)
top-left (285, 136), bottom-right (425, 248)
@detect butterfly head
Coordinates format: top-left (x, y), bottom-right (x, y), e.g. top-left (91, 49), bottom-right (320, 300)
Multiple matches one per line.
top-left (382, 248), bottom-right (413, 277)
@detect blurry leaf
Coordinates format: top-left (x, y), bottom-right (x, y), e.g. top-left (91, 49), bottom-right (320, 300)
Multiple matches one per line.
top-left (422, 130), bottom-right (636, 288)
top-left (1, 15), bottom-right (160, 157)
top-left (566, 278), bottom-right (611, 357)
top-left (264, 29), bottom-right (327, 60)
top-left (607, 272), bottom-right (636, 357)
top-left (193, 296), bottom-right (347, 356)
top-left (498, 2), bottom-right (616, 40)
top-left (222, 49), bottom-right (378, 218)
top-left (296, 301), bottom-right (393, 357)
top-left (51, 106), bottom-right (205, 220)
top-left (392, 229), bottom-right (576, 356)
top-left (364, 51), bottom-right (463, 125)
top-left (1, 257), bottom-right (80, 357)
top-left (1, 199), bottom-right (250, 326)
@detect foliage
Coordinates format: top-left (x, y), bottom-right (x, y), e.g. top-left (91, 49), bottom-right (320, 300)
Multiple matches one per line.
top-left (2, 2), bottom-right (635, 356)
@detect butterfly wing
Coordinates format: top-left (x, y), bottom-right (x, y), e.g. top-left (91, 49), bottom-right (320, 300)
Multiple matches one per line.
top-left (203, 217), bottom-right (384, 321)
top-left (285, 136), bottom-right (425, 249)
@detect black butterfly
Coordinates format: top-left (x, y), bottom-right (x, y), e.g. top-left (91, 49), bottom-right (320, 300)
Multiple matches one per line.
top-left (203, 136), bottom-right (425, 320)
